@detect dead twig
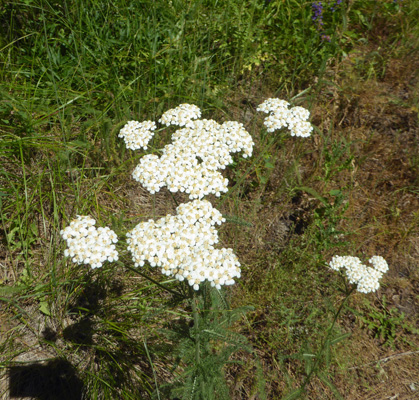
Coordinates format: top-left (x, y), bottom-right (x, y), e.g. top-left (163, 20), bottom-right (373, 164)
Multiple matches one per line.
top-left (348, 351), bottom-right (419, 370)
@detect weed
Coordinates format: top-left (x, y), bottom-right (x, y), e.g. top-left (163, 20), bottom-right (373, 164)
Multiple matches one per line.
top-left (356, 296), bottom-right (419, 348)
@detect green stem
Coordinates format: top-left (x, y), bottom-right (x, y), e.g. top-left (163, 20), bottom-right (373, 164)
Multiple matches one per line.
top-left (191, 289), bottom-right (200, 367)
top-left (300, 286), bottom-right (356, 392)
top-left (169, 191), bottom-right (179, 208)
top-left (123, 263), bottom-right (183, 298)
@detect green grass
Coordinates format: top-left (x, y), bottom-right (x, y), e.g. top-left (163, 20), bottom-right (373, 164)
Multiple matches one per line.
top-left (1, 0), bottom-right (419, 399)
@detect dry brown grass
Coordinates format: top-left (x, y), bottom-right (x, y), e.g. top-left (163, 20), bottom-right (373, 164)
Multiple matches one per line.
top-left (219, 14), bottom-right (419, 399)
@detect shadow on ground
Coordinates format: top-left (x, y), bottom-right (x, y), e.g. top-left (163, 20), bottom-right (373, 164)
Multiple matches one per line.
top-left (8, 358), bottom-right (83, 400)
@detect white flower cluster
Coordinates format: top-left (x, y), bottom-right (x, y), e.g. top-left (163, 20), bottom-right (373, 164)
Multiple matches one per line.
top-left (368, 255), bottom-right (389, 274)
top-left (159, 103), bottom-right (201, 127)
top-left (61, 216), bottom-right (119, 269)
top-left (257, 98), bottom-right (313, 137)
top-left (329, 255), bottom-right (389, 294)
top-left (131, 117), bottom-right (253, 199)
top-left (118, 120), bottom-right (156, 150)
top-left (126, 200), bottom-right (241, 290)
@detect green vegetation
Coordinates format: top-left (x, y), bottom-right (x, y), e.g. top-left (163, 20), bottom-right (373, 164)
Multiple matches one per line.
top-left (1, 0), bottom-right (418, 399)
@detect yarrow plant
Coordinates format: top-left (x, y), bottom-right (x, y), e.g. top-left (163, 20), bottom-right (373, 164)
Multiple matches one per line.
top-left (62, 101), bottom-right (312, 289)
top-left (60, 216), bottom-right (119, 269)
top-left (294, 253), bottom-right (390, 396)
top-left (257, 98), bottom-right (313, 137)
top-left (158, 103), bottom-right (202, 127)
top-left (60, 100), bottom-right (314, 397)
top-left (119, 104), bottom-right (255, 290)
top-left (56, 100), bottom-right (397, 399)
top-left (118, 120), bottom-right (156, 150)
top-left (121, 105), bottom-right (253, 199)
top-left (329, 255), bottom-right (389, 293)
top-left (62, 104), bottom-right (256, 291)
top-left (132, 119), bottom-right (253, 199)
top-left (126, 199), bottom-right (240, 290)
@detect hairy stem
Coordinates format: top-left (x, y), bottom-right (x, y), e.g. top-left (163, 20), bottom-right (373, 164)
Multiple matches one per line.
top-left (191, 289), bottom-right (201, 367)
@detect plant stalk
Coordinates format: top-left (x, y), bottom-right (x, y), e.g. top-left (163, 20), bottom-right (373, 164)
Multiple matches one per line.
top-left (191, 289), bottom-right (201, 367)
top-left (300, 286), bottom-right (356, 393)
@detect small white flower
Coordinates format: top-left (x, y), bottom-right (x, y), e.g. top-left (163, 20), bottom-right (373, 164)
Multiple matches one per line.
top-left (118, 120), bottom-right (156, 150)
top-left (329, 255), bottom-right (388, 294)
top-left (159, 104), bottom-right (201, 127)
top-left (126, 200), bottom-right (241, 290)
top-left (120, 106), bottom-right (254, 199)
top-left (369, 255), bottom-right (389, 275)
top-left (257, 98), bottom-right (313, 138)
top-left (61, 216), bottom-right (119, 269)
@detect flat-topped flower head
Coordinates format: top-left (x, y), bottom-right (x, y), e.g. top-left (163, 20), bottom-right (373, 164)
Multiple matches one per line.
top-left (119, 120), bottom-right (156, 150)
top-left (368, 255), bottom-right (389, 274)
top-left (257, 98), bottom-right (290, 114)
top-left (257, 98), bottom-right (313, 137)
top-left (61, 216), bottom-right (119, 269)
top-left (121, 105), bottom-right (254, 199)
top-left (126, 199), bottom-right (240, 290)
top-left (329, 255), bottom-right (389, 294)
top-left (159, 104), bottom-right (201, 127)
